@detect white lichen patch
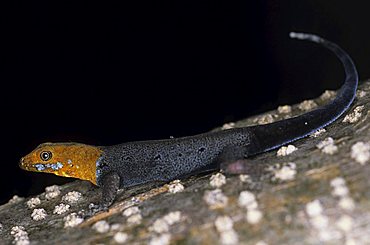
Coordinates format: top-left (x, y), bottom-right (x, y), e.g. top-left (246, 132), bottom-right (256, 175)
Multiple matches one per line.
top-left (239, 174), bottom-right (251, 183)
top-left (298, 100), bottom-right (317, 111)
top-left (149, 233), bottom-right (171, 245)
top-left (114, 232), bottom-right (128, 244)
top-left (306, 200), bottom-right (323, 217)
top-left (92, 220), bottom-right (110, 233)
top-left (338, 197), bottom-right (355, 211)
top-left (214, 216), bottom-right (233, 232)
top-left (255, 114), bottom-right (274, 125)
top-left (214, 216), bottom-right (239, 245)
top-left (53, 203), bottom-right (70, 215)
top-left (122, 206), bottom-right (142, 225)
top-left (31, 208), bottom-right (47, 221)
top-left (316, 137), bottom-right (338, 155)
top-left (329, 176), bottom-right (358, 232)
top-left (13, 236), bottom-right (30, 245)
top-left (309, 128), bottom-right (326, 138)
top-left (270, 162), bottom-right (297, 181)
top-left (167, 180), bottom-right (184, 193)
top-left (62, 191), bottom-right (82, 204)
top-left (110, 223), bottom-right (122, 232)
top-left (122, 206), bottom-right (140, 217)
top-left (351, 141), bottom-right (370, 165)
top-left (210, 173), bottom-right (226, 188)
top-left (356, 90), bottom-right (367, 98)
top-left (330, 177), bottom-right (356, 213)
top-left (277, 145), bottom-right (297, 156)
top-left (255, 241), bottom-right (269, 245)
top-left (330, 177), bottom-right (345, 187)
top-left (238, 190), bottom-right (262, 224)
top-left (238, 191), bottom-right (257, 209)
top-left (10, 226), bottom-right (26, 235)
top-left (45, 185), bottom-right (61, 193)
top-left (317, 227), bottom-right (342, 242)
top-left (220, 230), bottom-right (239, 244)
top-left (45, 191), bottom-right (60, 200)
top-left (203, 189), bottom-right (228, 209)
top-left (11, 226), bottom-right (29, 245)
top-left (277, 105), bottom-right (292, 114)
top-left (345, 238), bottom-right (358, 245)
top-left (321, 144), bottom-right (338, 155)
top-left (222, 122), bottom-right (235, 130)
top-left (162, 211), bottom-right (182, 226)
top-left (219, 230), bottom-right (239, 245)
top-left (127, 214), bottom-right (142, 225)
top-left (63, 213), bottom-right (84, 228)
top-left (45, 185), bottom-right (61, 200)
top-left (26, 197), bottom-right (41, 209)
top-left (246, 209), bottom-right (263, 225)
top-left (150, 219), bottom-right (169, 233)
top-left (310, 211), bottom-right (330, 230)
top-left (330, 178), bottom-right (349, 197)
top-left (320, 90), bottom-right (336, 100)
top-left (8, 195), bottom-right (24, 204)
top-left (305, 199), bottom-right (334, 240)
top-left (335, 215), bottom-right (353, 233)
top-left (316, 137), bottom-right (334, 149)
top-left (149, 211), bottom-right (182, 234)
top-left (343, 105), bottom-right (365, 123)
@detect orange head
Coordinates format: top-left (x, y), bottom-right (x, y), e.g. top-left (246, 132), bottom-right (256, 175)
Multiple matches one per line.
top-left (20, 142), bottom-right (103, 185)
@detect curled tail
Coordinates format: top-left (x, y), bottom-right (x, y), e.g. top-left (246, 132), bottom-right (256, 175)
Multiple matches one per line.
top-left (246, 32), bottom-right (358, 155)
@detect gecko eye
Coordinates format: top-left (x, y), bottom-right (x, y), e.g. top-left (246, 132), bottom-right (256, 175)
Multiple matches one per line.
top-left (40, 151), bottom-right (52, 161)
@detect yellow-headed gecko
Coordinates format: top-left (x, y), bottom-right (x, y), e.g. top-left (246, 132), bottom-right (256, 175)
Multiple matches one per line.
top-left (20, 32), bottom-right (358, 210)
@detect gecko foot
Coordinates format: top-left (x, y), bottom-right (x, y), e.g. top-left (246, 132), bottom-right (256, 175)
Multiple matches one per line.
top-left (221, 159), bottom-right (266, 176)
top-left (83, 203), bottom-right (109, 218)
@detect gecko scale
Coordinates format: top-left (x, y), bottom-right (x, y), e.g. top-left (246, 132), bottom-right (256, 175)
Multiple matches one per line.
top-left (20, 32), bottom-right (358, 209)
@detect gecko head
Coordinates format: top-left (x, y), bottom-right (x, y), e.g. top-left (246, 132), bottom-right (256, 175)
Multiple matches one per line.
top-left (20, 142), bottom-right (103, 185)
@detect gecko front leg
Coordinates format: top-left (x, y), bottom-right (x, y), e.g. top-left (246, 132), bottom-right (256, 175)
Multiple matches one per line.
top-left (89, 172), bottom-right (121, 215)
top-left (100, 172), bottom-right (121, 209)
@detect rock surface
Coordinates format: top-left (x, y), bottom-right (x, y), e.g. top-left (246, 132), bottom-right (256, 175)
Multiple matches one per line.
top-left (1, 80), bottom-right (370, 245)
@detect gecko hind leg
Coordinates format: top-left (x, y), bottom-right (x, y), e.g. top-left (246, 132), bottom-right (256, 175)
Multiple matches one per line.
top-left (221, 158), bottom-right (267, 178)
top-left (217, 145), bottom-right (246, 163)
top-left (218, 146), bottom-right (266, 175)
top-left (217, 145), bottom-right (247, 173)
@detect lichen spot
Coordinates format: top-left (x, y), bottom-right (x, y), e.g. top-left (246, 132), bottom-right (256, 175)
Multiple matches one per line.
top-left (20, 142), bottom-right (103, 185)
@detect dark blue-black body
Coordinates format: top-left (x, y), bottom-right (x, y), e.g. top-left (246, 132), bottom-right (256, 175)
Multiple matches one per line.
top-left (98, 128), bottom-right (251, 187)
top-left (95, 32), bottom-right (358, 209)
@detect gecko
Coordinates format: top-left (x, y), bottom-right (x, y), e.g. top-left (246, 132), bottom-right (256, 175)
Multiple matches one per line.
top-left (20, 32), bottom-right (358, 210)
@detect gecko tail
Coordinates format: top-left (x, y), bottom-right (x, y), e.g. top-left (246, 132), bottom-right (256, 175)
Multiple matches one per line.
top-left (289, 32), bottom-right (323, 43)
top-left (289, 32), bottom-right (358, 90)
top-left (244, 32), bottom-right (359, 155)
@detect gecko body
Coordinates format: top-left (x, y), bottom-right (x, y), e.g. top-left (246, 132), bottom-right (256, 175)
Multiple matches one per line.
top-left (20, 33), bottom-right (358, 209)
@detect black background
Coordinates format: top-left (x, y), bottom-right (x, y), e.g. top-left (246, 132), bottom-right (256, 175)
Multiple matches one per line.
top-left (1, 1), bottom-right (370, 204)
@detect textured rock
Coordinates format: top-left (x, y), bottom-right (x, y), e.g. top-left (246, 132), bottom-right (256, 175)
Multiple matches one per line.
top-left (1, 80), bottom-right (370, 244)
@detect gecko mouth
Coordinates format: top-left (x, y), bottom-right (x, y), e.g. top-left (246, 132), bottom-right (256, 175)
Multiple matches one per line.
top-left (19, 157), bottom-right (64, 172)
top-left (33, 162), bottom-right (64, 171)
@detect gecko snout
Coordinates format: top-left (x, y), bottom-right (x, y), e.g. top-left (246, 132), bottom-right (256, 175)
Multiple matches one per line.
top-left (19, 156), bottom-right (34, 171)
top-left (19, 157), bottom-right (28, 170)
